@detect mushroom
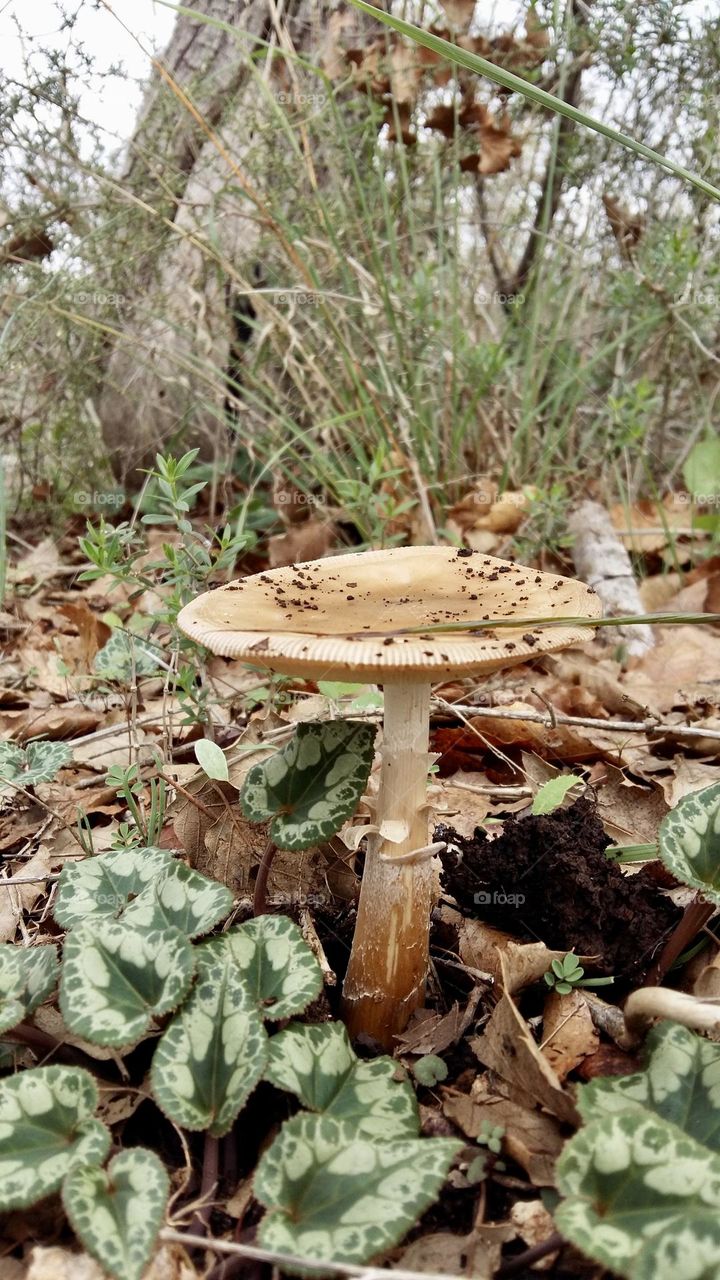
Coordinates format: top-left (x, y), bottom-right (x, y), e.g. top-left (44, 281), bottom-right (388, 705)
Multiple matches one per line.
top-left (178, 546), bottom-right (601, 1046)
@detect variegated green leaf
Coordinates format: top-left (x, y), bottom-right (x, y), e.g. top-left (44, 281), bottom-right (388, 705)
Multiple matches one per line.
top-left (240, 721), bottom-right (377, 851)
top-left (255, 1113), bottom-right (460, 1266)
top-left (203, 915), bottom-right (322, 1020)
top-left (577, 1022), bottom-right (720, 1151)
top-left (265, 1023), bottom-right (418, 1138)
top-left (659, 782), bottom-right (720, 903)
top-left (54, 846), bottom-right (175, 929)
top-left (94, 630), bottom-right (163, 680)
top-left (60, 921), bottom-right (194, 1047)
top-left (555, 1022), bottom-right (720, 1278)
top-left (0, 944), bottom-right (59, 1034)
top-left (0, 740), bottom-right (72, 794)
top-left (151, 948), bottom-right (268, 1136)
top-left (555, 1113), bottom-right (720, 1278)
top-left (122, 861), bottom-right (233, 938)
top-left (0, 1067), bottom-right (110, 1210)
top-left (63, 1148), bottom-right (169, 1280)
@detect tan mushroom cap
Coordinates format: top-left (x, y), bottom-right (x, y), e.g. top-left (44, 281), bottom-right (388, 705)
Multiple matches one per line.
top-left (177, 546), bottom-right (601, 681)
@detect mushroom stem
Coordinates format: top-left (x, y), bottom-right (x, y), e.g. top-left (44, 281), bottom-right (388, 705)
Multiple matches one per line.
top-left (342, 680), bottom-right (434, 1047)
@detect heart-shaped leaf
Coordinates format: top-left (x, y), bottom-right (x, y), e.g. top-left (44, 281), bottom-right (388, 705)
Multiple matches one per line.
top-left (0, 740), bottom-right (73, 794)
top-left (0, 1067), bottom-right (110, 1210)
top-left (556, 1112), bottom-right (720, 1278)
top-left (60, 921), bottom-right (194, 1046)
top-left (265, 1023), bottom-right (419, 1138)
top-left (54, 846), bottom-right (175, 929)
top-left (659, 782), bottom-right (720, 903)
top-left (555, 1021), bottom-right (720, 1278)
top-left (254, 1113), bottom-right (460, 1265)
top-left (0, 944), bottom-right (59, 1034)
top-left (202, 915), bottom-right (323, 1021)
top-left (240, 721), bottom-right (377, 850)
top-left (63, 1148), bottom-right (169, 1280)
top-left (151, 947), bottom-right (268, 1136)
top-left (122, 861), bottom-right (233, 938)
top-left (94, 630), bottom-right (163, 680)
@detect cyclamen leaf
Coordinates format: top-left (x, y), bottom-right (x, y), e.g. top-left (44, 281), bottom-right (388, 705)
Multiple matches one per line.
top-left (54, 846), bottom-right (175, 929)
top-left (151, 949), bottom-right (268, 1136)
top-left (94, 630), bottom-right (163, 680)
top-left (555, 1022), bottom-right (720, 1278)
top-left (0, 1067), bottom-right (110, 1210)
top-left (265, 1023), bottom-right (418, 1138)
top-left (63, 1148), bottom-right (169, 1280)
top-left (240, 721), bottom-right (377, 851)
top-left (0, 740), bottom-right (72, 793)
top-left (577, 1022), bottom-right (720, 1152)
top-left (202, 915), bottom-right (323, 1020)
top-left (0, 944), bottom-right (59, 1034)
top-left (255, 1113), bottom-right (460, 1267)
top-left (555, 1112), bottom-right (720, 1278)
top-left (60, 921), bottom-right (194, 1047)
top-left (122, 861), bottom-right (233, 938)
top-left (659, 782), bottom-right (720, 903)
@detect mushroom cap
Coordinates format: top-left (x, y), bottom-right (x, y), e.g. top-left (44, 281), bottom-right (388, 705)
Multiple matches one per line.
top-left (178, 546), bottom-right (601, 681)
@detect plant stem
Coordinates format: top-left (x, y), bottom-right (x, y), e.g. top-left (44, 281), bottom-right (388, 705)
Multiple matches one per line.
top-left (253, 839), bottom-right (277, 917)
top-left (342, 681), bottom-right (433, 1047)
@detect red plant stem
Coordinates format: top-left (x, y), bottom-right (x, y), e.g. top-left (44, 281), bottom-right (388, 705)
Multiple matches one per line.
top-left (253, 840), bottom-right (277, 917)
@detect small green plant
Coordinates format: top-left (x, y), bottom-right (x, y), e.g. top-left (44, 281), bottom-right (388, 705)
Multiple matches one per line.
top-left (412, 1054), bottom-right (449, 1087)
top-left (532, 774), bottom-right (583, 815)
top-left (105, 763), bottom-right (166, 848)
top-left (543, 953), bottom-right (615, 995)
top-left (555, 1021), bottom-right (720, 1278)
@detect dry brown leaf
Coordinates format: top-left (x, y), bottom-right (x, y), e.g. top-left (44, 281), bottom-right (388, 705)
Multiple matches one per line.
top-left (13, 539), bottom-right (63, 582)
top-left (442, 1077), bottom-right (564, 1185)
top-left (610, 496), bottom-right (693, 553)
top-left (268, 518), bottom-right (333, 568)
top-left (468, 700), bottom-right (649, 765)
top-left (471, 953), bottom-right (579, 1124)
top-left (622, 625), bottom-right (720, 716)
top-left (57, 601), bottom-right (111, 668)
top-left (397, 988), bottom-right (485, 1056)
top-left (602, 193), bottom-right (644, 258)
top-left (541, 990), bottom-right (599, 1082)
top-left (27, 1248), bottom-right (104, 1280)
top-left (397, 1224), bottom-right (513, 1278)
top-left (594, 765), bottom-right (668, 845)
top-left (430, 771), bottom-right (491, 838)
top-left (442, 909), bottom-right (579, 990)
top-left (639, 572), bottom-right (683, 611)
top-left (437, 0), bottom-right (476, 30)
top-left (0, 847), bottom-right (54, 943)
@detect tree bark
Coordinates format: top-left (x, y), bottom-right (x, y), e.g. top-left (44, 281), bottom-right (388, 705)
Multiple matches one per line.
top-left (99, 0), bottom-right (376, 481)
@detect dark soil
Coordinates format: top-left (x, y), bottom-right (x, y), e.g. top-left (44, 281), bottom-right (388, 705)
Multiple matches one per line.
top-left (436, 798), bottom-right (681, 982)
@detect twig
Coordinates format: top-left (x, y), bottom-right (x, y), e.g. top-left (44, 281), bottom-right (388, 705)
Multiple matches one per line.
top-left (496, 1233), bottom-right (564, 1277)
top-left (253, 840), bottom-right (278, 917)
top-left (435, 700), bottom-right (720, 742)
top-left (158, 1230), bottom-right (474, 1280)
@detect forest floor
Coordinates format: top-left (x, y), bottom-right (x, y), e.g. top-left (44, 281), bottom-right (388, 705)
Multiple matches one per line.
top-left (2, 483), bottom-right (720, 1280)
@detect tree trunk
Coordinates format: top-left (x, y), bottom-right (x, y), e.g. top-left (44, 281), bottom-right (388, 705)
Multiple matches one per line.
top-left (99, 0), bottom-right (376, 481)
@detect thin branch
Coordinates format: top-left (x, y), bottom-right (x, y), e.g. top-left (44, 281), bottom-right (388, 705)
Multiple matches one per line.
top-left (158, 1230), bottom-right (472, 1280)
top-left (434, 699), bottom-right (720, 743)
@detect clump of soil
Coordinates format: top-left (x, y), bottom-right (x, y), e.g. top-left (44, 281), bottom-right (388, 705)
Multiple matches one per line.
top-left (436, 798), bottom-right (681, 982)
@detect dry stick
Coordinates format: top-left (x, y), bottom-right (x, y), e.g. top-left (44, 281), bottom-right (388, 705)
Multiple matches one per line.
top-left (496, 1234), bottom-right (564, 1277)
top-left (253, 840), bottom-right (278, 917)
top-left (435, 700), bottom-right (720, 743)
top-left (159, 1230), bottom-right (468, 1280)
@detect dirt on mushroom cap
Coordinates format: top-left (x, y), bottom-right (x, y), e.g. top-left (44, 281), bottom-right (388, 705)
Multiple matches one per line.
top-left (177, 546), bottom-right (601, 681)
